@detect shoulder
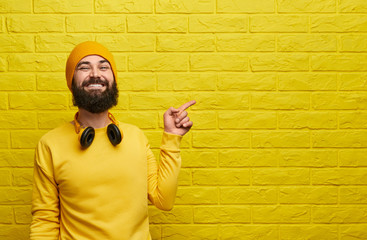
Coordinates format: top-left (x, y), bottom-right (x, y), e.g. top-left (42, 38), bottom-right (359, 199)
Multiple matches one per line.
top-left (38, 122), bottom-right (74, 146)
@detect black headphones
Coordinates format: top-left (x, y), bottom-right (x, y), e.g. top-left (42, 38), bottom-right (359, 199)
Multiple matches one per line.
top-left (74, 112), bottom-right (123, 149)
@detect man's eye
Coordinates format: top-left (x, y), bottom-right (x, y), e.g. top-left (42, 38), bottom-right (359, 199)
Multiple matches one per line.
top-left (79, 66), bottom-right (90, 70)
top-left (100, 66), bottom-right (109, 70)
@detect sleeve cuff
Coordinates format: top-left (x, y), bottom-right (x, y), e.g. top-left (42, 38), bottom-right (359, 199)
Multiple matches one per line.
top-left (161, 131), bottom-right (182, 150)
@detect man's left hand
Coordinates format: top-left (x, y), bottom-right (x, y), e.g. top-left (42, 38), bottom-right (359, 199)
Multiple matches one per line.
top-left (163, 100), bottom-right (196, 136)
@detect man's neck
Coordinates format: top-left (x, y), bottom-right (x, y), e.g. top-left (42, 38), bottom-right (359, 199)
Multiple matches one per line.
top-left (77, 109), bottom-right (111, 129)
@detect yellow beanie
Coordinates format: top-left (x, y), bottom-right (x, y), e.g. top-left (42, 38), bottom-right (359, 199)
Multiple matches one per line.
top-left (65, 41), bottom-right (117, 91)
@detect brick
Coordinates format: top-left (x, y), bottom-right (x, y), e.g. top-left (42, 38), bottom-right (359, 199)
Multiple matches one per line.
top-left (278, 34), bottom-right (337, 52)
top-left (340, 73), bottom-right (367, 90)
top-left (35, 34), bottom-right (93, 52)
top-left (34, 0), bottom-right (92, 13)
top-left (0, 93), bottom-right (7, 110)
top-left (278, 150), bottom-right (338, 167)
top-left (112, 54), bottom-right (127, 72)
top-left (252, 168), bottom-right (310, 185)
top-left (37, 112), bottom-right (74, 129)
top-left (252, 131), bottom-right (310, 148)
top-left (175, 186), bottom-right (218, 204)
top-left (116, 112), bottom-right (157, 129)
top-left (277, 0), bottom-right (336, 13)
top-left (0, 150), bottom-right (34, 167)
top-left (181, 150), bottom-right (217, 168)
top-left (14, 205), bottom-right (32, 224)
top-left (219, 73), bottom-right (276, 91)
top-left (12, 168), bottom-right (33, 186)
top-left (189, 15), bottom-right (248, 33)
top-left (218, 111), bottom-right (277, 129)
top-left (96, 34), bottom-right (154, 52)
top-left (279, 186), bottom-right (338, 204)
top-left (0, 0), bottom-right (31, 12)
top-left (279, 111), bottom-right (337, 129)
top-left (193, 169), bottom-right (250, 186)
top-left (312, 168), bottom-right (367, 185)
top-left (219, 150), bottom-right (278, 167)
top-left (194, 206), bottom-right (251, 223)
top-left (157, 34), bottom-right (215, 52)
top-left (7, 15), bottom-right (64, 33)
top-left (129, 93), bottom-right (190, 110)
top-left (95, 0), bottom-right (152, 13)
top-left (311, 54), bottom-right (367, 71)
top-left (0, 225), bottom-right (30, 240)
top-left (0, 188), bottom-right (32, 204)
top-left (148, 206), bottom-right (192, 224)
top-left (252, 92), bottom-right (309, 110)
top-left (9, 93), bottom-right (68, 110)
top-left (116, 73), bottom-right (155, 91)
top-left (0, 111), bottom-right (37, 129)
top-left (311, 15), bottom-right (367, 32)
top-left (190, 54), bottom-right (248, 71)
top-left (150, 225), bottom-right (161, 240)
top-left (217, 0), bottom-right (274, 13)
top-left (0, 169), bottom-right (11, 186)
top-left (156, 0), bottom-right (214, 13)
top-left (313, 131), bottom-right (367, 148)
top-left (251, 15), bottom-right (308, 33)
top-left (37, 73), bottom-right (68, 91)
top-left (312, 93), bottom-right (367, 110)
top-left (128, 53), bottom-right (188, 71)
top-left (253, 205), bottom-right (310, 223)
top-left (0, 206), bottom-right (13, 224)
top-left (162, 225), bottom-right (218, 240)
top-left (340, 112), bottom-right (367, 129)
top-left (340, 187), bottom-right (367, 204)
top-left (0, 73), bottom-right (35, 91)
top-left (8, 54), bottom-right (66, 72)
top-left (340, 150), bottom-right (367, 166)
top-left (0, 131), bottom-right (10, 149)
top-left (280, 225), bottom-right (338, 240)
top-left (312, 206), bottom-right (367, 223)
top-left (217, 34), bottom-right (275, 52)
top-left (128, 15), bottom-right (186, 33)
top-left (250, 53), bottom-right (309, 71)
top-left (157, 73), bottom-right (216, 91)
top-left (0, 55), bottom-right (6, 71)
top-left (340, 35), bottom-right (367, 52)
top-left (220, 187), bottom-right (277, 204)
top-left (178, 168), bottom-right (192, 186)
top-left (67, 15), bottom-right (124, 33)
top-left (0, 35), bottom-right (33, 52)
top-left (340, 225), bottom-right (367, 240)
top-left (184, 111), bottom-right (217, 130)
top-left (278, 73), bottom-right (337, 91)
top-left (191, 92), bottom-right (249, 110)
top-left (11, 130), bottom-right (46, 149)
top-left (340, 0), bottom-right (367, 12)
top-left (220, 225), bottom-right (278, 240)
top-left (193, 131), bottom-right (251, 148)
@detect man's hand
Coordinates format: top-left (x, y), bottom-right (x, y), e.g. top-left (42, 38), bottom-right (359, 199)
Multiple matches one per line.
top-left (163, 100), bottom-right (196, 136)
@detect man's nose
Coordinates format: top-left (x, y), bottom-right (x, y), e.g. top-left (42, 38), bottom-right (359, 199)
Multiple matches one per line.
top-left (89, 66), bottom-right (101, 78)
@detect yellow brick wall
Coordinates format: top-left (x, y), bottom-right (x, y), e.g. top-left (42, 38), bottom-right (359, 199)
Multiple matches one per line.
top-left (1, 0), bottom-right (367, 239)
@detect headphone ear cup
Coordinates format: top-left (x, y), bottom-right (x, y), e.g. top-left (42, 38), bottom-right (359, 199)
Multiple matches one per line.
top-left (107, 124), bottom-right (122, 146)
top-left (80, 127), bottom-right (95, 149)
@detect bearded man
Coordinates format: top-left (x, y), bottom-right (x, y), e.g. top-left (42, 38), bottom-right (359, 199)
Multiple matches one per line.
top-left (30, 41), bottom-right (195, 240)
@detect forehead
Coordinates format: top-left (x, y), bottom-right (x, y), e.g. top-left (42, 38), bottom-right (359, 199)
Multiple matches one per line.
top-left (78, 55), bottom-right (110, 64)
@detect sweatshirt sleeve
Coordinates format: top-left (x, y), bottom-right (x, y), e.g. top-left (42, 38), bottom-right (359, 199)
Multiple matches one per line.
top-left (30, 140), bottom-right (60, 239)
top-left (147, 131), bottom-right (182, 211)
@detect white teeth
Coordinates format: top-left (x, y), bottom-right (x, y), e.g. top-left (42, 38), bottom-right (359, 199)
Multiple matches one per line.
top-left (88, 84), bottom-right (103, 88)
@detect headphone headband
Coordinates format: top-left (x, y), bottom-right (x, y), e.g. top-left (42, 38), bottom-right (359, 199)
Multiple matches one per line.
top-left (73, 112), bottom-right (119, 133)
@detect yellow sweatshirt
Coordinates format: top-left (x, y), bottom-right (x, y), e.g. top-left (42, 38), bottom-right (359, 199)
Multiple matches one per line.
top-left (30, 121), bottom-right (182, 240)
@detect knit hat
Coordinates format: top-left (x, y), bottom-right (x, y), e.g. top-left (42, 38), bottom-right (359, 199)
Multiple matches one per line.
top-left (65, 41), bottom-right (117, 91)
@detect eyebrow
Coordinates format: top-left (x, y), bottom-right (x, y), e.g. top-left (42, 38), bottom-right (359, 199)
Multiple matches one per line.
top-left (76, 60), bottom-right (110, 68)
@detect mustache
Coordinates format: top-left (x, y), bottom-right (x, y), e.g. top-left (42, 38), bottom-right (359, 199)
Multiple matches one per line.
top-left (81, 78), bottom-right (109, 88)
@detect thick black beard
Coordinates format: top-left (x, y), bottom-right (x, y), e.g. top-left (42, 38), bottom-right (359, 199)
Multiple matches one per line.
top-left (71, 78), bottom-right (119, 113)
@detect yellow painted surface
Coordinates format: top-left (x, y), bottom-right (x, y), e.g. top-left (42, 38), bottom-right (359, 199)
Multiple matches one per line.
top-left (1, 0), bottom-right (367, 239)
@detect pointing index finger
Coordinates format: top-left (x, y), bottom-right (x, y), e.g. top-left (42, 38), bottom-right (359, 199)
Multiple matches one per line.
top-left (178, 100), bottom-right (196, 112)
